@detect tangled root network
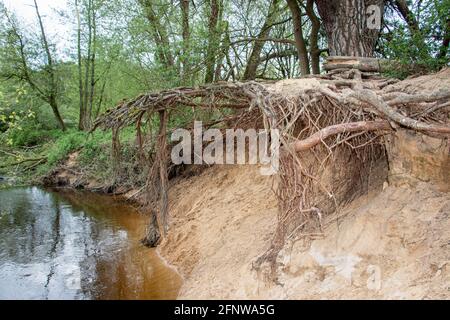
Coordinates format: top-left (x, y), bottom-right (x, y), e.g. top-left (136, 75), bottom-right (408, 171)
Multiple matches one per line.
top-left (94, 68), bottom-right (450, 279)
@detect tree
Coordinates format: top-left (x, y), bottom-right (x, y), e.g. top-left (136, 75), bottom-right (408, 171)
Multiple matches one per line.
top-left (305, 0), bottom-right (321, 74)
top-left (76, 0), bottom-right (98, 131)
top-left (286, 0), bottom-right (310, 75)
top-left (181, 0), bottom-right (191, 83)
top-left (392, 0), bottom-right (429, 57)
top-left (438, 18), bottom-right (449, 60)
top-left (242, 0), bottom-right (282, 80)
top-left (205, 0), bottom-right (223, 83)
top-left (0, 2), bottom-right (66, 131)
top-left (75, 0), bottom-right (84, 130)
top-left (391, 0), bottom-right (448, 62)
top-left (33, 0), bottom-right (66, 131)
top-left (379, 0), bottom-right (448, 76)
top-left (139, 0), bottom-right (175, 68)
top-left (315, 0), bottom-right (385, 57)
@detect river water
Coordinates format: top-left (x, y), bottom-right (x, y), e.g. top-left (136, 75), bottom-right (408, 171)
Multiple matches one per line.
top-left (0, 186), bottom-right (181, 300)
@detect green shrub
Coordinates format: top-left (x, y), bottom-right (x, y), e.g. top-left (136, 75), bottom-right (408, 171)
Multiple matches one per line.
top-left (46, 130), bottom-right (87, 166)
top-left (8, 124), bottom-right (61, 147)
top-left (78, 131), bottom-right (111, 171)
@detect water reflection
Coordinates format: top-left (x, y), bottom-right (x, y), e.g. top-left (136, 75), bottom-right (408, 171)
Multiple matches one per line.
top-left (0, 187), bottom-right (181, 300)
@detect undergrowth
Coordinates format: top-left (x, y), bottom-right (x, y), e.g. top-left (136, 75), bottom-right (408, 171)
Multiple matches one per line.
top-left (0, 124), bottom-right (138, 187)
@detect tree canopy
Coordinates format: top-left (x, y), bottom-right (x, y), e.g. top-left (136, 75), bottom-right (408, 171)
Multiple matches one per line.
top-left (0, 0), bottom-right (448, 135)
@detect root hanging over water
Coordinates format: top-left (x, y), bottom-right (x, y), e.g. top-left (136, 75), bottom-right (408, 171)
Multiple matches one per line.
top-left (93, 68), bottom-right (450, 278)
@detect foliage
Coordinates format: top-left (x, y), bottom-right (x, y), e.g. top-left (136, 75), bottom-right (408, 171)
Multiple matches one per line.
top-left (379, 0), bottom-right (449, 78)
top-left (45, 130), bottom-right (85, 166)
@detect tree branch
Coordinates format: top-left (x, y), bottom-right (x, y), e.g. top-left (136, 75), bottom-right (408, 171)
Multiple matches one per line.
top-left (230, 37), bottom-right (296, 46)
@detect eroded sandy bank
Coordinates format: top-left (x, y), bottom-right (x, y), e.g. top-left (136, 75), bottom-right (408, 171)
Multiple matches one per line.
top-left (159, 164), bottom-right (449, 299)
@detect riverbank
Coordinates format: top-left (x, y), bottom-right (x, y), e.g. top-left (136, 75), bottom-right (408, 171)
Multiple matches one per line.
top-left (159, 165), bottom-right (449, 299)
top-left (3, 153), bottom-right (449, 299)
top-left (1, 69), bottom-right (449, 299)
top-left (34, 135), bottom-right (450, 299)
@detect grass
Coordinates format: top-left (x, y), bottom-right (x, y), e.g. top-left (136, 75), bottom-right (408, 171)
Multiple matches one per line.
top-left (0, 123), bottom-right (139, 186)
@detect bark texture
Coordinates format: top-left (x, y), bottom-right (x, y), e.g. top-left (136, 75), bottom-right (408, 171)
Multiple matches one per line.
top-left (315, 0), bottom-right (385, 57)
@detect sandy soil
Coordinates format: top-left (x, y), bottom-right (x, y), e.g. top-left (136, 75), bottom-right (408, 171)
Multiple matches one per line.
top-left (159, 165), bottom-right (278, 298)
top-left (159, 164), bottom-right (449, 299)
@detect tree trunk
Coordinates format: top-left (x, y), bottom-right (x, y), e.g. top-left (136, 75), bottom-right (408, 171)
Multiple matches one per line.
top-left (181, 0), bottom-right (190, 84)
top-left (81, 0), bottom-right (93, 130)
top-left (306, 0), bottom-right (320, 74)
top-left (34, 0), bottom-right (66, 131)
top-left (394, 0), bottom-right (419, 32)
top-left (315, 0), bottom-right (384, 57)
top-left (75, 0), bottom-right (85, 131)
top-left (49, 95), bottom-right (66, 132)
top-left (215, 21), bottom-right (230, 81)
top-left (243, 0), bottom-right (281, 80)
top-left (88, 6), bottom-right (97, 127)
top-left (205, 0), bottom-right (222, 83)
top-left (139, 0), bottom-right (174, 67)
top-left (286, 0), bottom-right (310, 75)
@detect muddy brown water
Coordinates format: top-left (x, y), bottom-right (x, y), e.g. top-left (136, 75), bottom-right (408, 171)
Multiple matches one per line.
top-left (0, 186), bottom-right (181, 299)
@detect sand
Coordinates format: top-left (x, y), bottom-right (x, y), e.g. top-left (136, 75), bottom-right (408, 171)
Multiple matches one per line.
top-left (159, 164), bottom-right (449, 299)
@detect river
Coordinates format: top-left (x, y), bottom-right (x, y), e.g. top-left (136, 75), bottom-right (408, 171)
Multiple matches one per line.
top-left (0, 186), bottom-right (181, 300)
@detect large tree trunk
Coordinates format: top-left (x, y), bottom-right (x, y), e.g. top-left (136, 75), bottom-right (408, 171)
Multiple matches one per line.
top-left (315, 0), bottom-right (384, 57)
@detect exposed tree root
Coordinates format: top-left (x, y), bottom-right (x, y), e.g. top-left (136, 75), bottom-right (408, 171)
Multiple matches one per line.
top-left (94, 67), bottom-right (450, 280)
top-left (353, 90), bottom-right (450, 134)
top-left (290, 120), bottom-right (391, 152)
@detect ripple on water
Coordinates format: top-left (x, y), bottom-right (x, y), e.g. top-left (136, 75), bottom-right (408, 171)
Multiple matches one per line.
top-left (0, 187), bottom-right (181, 300)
